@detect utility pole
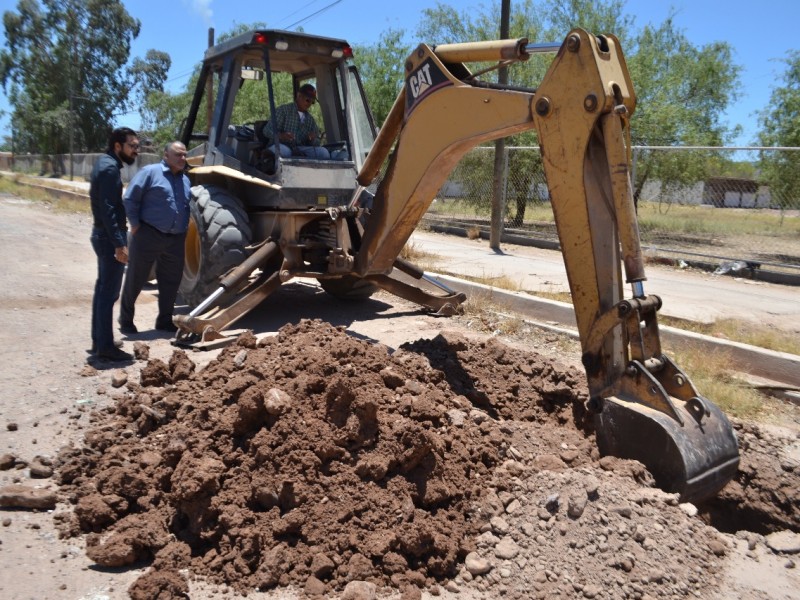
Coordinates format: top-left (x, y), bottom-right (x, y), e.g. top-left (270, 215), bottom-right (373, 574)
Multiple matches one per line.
top-left (206, 28), bottom-right (215, 135)
top-left (68, 11), bottom-right (76, 181)
top-left (10, 120), bottom-right (15, 172)
top-left (489, 0), bottom-right (511, 250)
top-left (69, 92), bottom-right (74, 181)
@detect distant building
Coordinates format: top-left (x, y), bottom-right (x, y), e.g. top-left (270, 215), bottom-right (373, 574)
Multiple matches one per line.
top-left (702, 177), bottom-right (770, 208)
top-left (638, 176), bottom-right (771, 208)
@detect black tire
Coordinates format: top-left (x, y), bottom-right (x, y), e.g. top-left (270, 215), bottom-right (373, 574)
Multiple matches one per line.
top-left (319, 275), bottom-right (378, 300)
top-left (179, 185), bottom-right (251, 308)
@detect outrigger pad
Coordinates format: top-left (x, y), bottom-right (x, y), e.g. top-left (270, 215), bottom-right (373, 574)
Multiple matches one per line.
top-left (172, 326), bottom-right (250, 351)
top-left (594, 395), bottom-right (740, 503)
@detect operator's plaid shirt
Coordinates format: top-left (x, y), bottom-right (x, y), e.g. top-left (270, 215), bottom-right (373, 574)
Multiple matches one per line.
top-left (269, 103), bottom-right (322, 151)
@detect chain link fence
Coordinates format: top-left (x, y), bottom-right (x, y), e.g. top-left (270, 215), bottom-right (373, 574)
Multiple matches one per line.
top-left (425, 146), bottom-right (800, 278)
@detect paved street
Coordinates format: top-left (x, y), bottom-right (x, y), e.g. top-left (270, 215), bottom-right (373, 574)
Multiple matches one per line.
top-left (410, 230), bottom-right (800, 334)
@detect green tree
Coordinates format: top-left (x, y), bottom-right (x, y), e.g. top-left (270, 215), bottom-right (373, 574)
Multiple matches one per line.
top-left (757, 51), bottom-right (800, 210)
top-left (627, 14), bottom-right (741, 202)
top-left (542, 0), bottom-right (634, 45)
top-left (518, 0), bottom-right (634, 225)
top-left (140, 88), bottom-right (194, 148)
top-left (352, 29), bottom-right (410, 127)
top-left (0, 0), bottom-right (156, 159)
top-left (416, 0), bottom-right (547, 90)
top-left (129, 49), bottom-right (172, 131)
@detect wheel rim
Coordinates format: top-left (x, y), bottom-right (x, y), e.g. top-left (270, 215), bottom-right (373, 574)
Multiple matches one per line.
top-left (184, 220), bottom-right (201, 282)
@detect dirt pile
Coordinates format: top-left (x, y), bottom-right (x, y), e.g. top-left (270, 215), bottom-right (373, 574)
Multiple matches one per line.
top-left (53, 319), bottom-right (799, 599)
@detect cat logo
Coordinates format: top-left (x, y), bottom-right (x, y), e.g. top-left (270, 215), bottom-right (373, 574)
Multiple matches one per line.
top-left (409, 63), bottom-right (433, 99)
top-left (405, 58), bottom-right (453, 115)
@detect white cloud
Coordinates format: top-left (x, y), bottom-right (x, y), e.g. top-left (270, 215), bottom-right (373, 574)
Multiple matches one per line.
top-left (182, 0), bottom-right (213, 25)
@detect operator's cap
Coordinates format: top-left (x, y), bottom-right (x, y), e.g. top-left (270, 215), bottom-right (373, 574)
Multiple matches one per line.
top-left (299, 83), bottom-right (317, 100)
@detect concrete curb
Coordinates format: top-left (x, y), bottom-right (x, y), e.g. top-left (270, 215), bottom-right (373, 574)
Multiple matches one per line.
top-left (434, 274), bottom-right (800, 389)
top-left (15, 180), bottom-right (90, 204)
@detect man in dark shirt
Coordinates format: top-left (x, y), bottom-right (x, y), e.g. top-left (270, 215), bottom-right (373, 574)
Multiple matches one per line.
top-left (119, 141), bottom-right (191, 334)
top-left (89, 127), bottom-right (139, 361)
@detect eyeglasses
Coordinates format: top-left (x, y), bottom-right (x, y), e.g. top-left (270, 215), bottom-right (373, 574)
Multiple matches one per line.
top-left (126, 142), bottom-right (140, 150)
top-left (300, 94), bottom-right (316, 104)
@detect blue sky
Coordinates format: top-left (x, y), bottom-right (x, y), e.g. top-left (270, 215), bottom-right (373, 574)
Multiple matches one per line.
top-left (0, 0), bottom-right (797, 146)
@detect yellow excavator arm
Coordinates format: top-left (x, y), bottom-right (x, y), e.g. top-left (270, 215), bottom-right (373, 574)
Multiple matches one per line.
top-left (354, 29), bottom-right (739, 501)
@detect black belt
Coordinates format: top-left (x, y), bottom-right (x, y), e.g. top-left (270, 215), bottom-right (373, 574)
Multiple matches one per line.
top-left (142, 221), bottom-right (184, 236)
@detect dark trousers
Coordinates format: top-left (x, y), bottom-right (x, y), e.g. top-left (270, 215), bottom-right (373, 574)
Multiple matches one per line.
top-left (90, 228), bottom-right (125, 352)
top-left (119, 223), bottom-right (186, 327)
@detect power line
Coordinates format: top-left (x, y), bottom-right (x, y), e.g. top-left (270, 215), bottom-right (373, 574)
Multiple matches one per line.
top-left (275, 0), bottom-right (325, 28)
top-left (165, 67), bottom-right (198, 84)
top-left (285, 0), bottom-right (344, 30)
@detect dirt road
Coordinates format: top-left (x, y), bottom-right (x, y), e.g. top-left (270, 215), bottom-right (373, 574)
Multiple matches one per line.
top-left (0, 195), bottom-right (798, 600)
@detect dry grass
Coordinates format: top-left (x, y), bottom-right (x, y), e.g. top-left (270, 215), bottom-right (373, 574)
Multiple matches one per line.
top-left (659, 316), bottom-right (800, 355)
top-left (509, 284), bottom-right (799, 356)
top-left (637, 202), bottom-right (800, 238)
top-left (424, 266), bottom-right (524, 293)
top-left (460, 292), bottom-right (526, 336)
top-left (400, 240), bottom-right (434, 262)
top-left (663, 345), bottom-right (766, 420)
top-left (431, 198), bottom-right (800, 238)
top-left (0, 174), bottom-right (90, 214)
top-left (465, 273), bottom-right (522, 291)
top-left (399, 241), bottom-right (438, 274)
top-left (527, 289), bottom-right (572, 304)
top-left (459, 291), bottom-right (580, 356)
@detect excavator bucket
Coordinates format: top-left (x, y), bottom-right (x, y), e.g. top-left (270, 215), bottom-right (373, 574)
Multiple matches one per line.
top-left (595, 396), bottom-right (739, 502)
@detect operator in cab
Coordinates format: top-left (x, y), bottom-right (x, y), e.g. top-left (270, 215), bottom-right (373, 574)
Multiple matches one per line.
top-left (262, 83), bottom-right (347, 160)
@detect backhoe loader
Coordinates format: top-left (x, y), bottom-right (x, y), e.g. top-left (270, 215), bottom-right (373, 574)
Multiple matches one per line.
top-left (177, 28), bottom-right (739, 502)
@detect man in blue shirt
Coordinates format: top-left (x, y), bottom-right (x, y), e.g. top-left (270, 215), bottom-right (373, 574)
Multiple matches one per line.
top-left (119, 141), bottom-right (191, 334)
top-left (89, 127), bottom-right (139, 362)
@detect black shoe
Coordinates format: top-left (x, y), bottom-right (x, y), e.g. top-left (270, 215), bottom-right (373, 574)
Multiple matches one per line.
top-left (155, 320), bottom-right (178, 333)
top-left (119, 321), bottom-right (138, 334)
top-left (96, 347), bottom-right (134, 362)
top-left (88, 339), bottom-right (123, 354)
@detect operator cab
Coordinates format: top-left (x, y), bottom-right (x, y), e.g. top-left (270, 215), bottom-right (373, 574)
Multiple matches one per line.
top-left (180, 29), bottom-right (378, 209)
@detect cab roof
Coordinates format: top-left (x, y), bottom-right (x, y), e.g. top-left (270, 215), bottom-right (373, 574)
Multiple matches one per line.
top-left (204, 29), bottom-right (353, 74)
